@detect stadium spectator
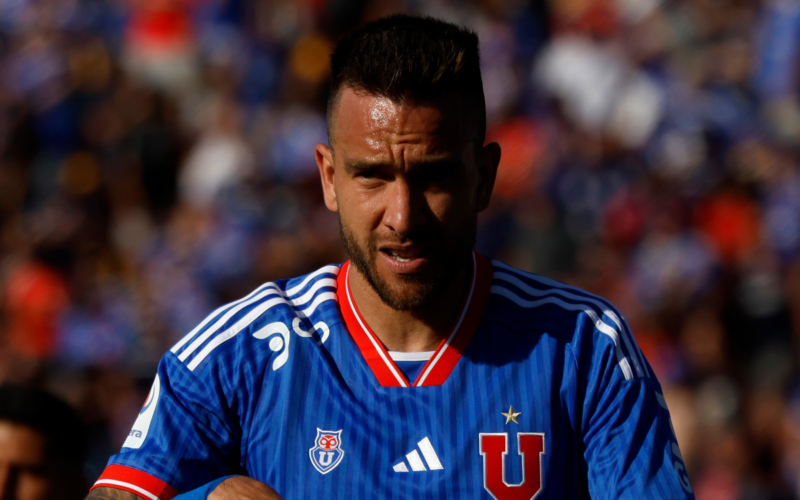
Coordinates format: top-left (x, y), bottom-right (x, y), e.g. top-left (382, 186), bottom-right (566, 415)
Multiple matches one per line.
top-left (0, 384), bottom-right (86, 500)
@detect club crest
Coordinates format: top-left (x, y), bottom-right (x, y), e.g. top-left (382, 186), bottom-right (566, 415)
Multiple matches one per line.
top-left (309, 428), bottom-right (345, 474)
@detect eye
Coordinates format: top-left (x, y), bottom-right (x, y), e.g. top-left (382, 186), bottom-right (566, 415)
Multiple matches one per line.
top-left (430, 169), bottom-right (453, 181)
top-left (355, 169), bottom-right (391, 183)
top-left (421, 163), bottom-right (459, 186)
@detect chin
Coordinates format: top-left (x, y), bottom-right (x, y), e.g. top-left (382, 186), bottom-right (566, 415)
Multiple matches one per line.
top-left (375, 274), bottom-right (443, 311)
top-left (339, 216), bottom-right (474, 311)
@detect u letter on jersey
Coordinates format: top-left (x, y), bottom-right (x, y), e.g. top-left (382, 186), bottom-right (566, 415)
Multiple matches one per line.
top-left (480, 433), bottom-right (546, 500)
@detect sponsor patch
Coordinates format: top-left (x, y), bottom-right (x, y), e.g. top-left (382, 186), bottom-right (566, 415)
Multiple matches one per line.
top-left (123, 374), bottom-right (161, 449)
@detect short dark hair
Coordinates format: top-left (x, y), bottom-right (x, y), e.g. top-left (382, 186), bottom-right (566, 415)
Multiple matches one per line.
top-left (328, 14), bottom-right (486, 146)
top-left (0, 384), bottom-right (86, 464)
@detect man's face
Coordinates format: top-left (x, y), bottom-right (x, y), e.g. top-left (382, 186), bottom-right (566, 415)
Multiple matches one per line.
top-left (0, 422), bottom-right (53, 500)
top-left (316, 88), bottom-right (499, 310)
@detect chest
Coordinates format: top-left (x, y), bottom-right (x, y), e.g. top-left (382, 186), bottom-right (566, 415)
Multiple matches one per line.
top-left (242, 328), bottom-right (582, 499)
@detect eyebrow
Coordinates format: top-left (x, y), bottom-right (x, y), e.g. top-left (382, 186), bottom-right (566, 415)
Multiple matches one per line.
top-left (342, 159), bottom-right (387, 174)
top-left (342, 156), bottom-right (462, 174)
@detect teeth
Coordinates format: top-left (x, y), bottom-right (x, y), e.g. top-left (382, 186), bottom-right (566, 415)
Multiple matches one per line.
top-left (390, 251), bottom-right (413, 262)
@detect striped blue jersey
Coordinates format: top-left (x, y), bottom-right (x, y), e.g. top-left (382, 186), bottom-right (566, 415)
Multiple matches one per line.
top-left (93, 252), bottom-right (695, 500)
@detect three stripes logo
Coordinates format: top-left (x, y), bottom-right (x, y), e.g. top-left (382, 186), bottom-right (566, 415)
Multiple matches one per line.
top-left (392, 437), bottom-right (444, 472)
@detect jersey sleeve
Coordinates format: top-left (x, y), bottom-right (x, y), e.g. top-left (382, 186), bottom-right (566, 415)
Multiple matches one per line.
top-left (91, 351), bottom-right (240, 499)
top-left (575, 310), bottom-right (695, 500)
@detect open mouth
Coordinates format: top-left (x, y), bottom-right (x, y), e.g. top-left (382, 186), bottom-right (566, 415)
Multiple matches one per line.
top-left (380, 248), bottom-right (427, 263)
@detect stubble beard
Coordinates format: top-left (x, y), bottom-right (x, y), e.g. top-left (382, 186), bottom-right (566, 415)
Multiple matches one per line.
top-left (339, 217), bottom-right (476, 311)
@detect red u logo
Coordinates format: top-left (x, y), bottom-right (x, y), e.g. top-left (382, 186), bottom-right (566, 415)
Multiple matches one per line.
top-left (480, 433), bottom-right (545, 500)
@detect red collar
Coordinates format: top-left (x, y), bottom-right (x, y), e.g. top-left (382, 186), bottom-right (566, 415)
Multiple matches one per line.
top-left (337, 251), bottom-right (492, 387)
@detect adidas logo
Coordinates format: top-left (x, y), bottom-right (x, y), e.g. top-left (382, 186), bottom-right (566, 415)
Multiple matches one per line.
top-left (392, 437), bottom-right (444, 472)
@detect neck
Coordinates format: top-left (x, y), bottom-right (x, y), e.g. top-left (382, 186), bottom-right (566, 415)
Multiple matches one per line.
top-left (347, 259), bottom-right (471, 353)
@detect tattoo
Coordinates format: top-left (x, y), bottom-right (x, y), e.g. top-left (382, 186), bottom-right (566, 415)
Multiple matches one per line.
top-left (86, 487), bottom-right (145, 500)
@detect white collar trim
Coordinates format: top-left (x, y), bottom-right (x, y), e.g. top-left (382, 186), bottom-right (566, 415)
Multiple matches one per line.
top-left (387, 351), bottom-right (435, 362)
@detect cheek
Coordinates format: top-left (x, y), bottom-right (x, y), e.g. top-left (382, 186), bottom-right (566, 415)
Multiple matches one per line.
top-left (341, 187), bottom-right (384, 226)
top-left (427, 190), bottom-right (471, 225)
top-left (338, 194), bottom-right (378, 245)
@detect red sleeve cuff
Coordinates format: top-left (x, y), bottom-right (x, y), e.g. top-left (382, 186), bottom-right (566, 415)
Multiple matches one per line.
top-left (91, 464), bottom-right (179, 500)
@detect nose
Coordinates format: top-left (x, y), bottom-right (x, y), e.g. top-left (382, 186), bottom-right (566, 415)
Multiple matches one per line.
top-left (382, 179), bottom-right (426, 237)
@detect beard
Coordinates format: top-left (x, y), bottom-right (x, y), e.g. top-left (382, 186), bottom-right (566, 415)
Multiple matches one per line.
top-left (339, 216), bottom-right (476, 311)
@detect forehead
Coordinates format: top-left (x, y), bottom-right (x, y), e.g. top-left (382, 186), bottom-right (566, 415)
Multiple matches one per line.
top-left (329, 88), bottom-right (467, 160)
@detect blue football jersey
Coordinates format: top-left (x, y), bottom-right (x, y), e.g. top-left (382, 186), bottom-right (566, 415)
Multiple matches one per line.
top-left (93, 252), bottom-right (695, 500)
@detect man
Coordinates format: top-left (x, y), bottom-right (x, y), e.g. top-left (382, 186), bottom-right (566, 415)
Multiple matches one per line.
top-left (0, 384), bottom-right (87, 500)
top-left (87, 15), bottom-right (695, 500)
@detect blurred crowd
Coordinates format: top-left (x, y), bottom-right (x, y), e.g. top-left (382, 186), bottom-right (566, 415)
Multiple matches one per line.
top-left (0, 0), bottom-right (797, 498)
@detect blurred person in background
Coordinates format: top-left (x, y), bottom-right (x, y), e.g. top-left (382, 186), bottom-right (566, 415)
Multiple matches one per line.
top-left (0, 384), bottom-right (87, 500)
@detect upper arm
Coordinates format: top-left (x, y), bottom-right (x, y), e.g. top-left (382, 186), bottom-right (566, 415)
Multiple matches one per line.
top-left (90, 352), bottom-right (240, 498)
top-left (583, 376), bottom-right (694, 499)
top-left (578, 312), bottom-right (695, 499)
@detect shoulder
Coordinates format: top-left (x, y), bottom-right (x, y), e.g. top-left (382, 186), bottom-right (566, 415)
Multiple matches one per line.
top-left (487, 259), bottom-right (621, 327)
top-left (167, 263), bottom-right (343, 375)
top-left (487, 259), bottom-right (649, 381)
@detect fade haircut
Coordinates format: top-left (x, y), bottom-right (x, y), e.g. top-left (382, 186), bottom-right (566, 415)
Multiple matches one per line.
top-left (327, 14), bottom-right (485, 147)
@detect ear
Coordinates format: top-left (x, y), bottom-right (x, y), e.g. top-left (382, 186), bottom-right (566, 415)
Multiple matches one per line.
top-left (476, 141), bottom-right (501, 212)
top-left (316, 143), bottom-right (338, 212)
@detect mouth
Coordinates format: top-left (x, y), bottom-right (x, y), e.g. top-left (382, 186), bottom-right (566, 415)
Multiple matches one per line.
top-left (383, 250), bottom-right (421, 262)
top-left (380, 247), bottom-right (427, 261)
top-left (378, 246), bottom-right (430, 272)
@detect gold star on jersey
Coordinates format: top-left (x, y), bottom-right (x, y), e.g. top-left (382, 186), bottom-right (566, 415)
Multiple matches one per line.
top-left (501, 405), bottom-right (521, 424)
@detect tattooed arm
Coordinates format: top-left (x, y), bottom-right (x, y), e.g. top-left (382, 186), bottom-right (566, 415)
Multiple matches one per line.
top-left (85, 487), bottom-right (144, 499)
